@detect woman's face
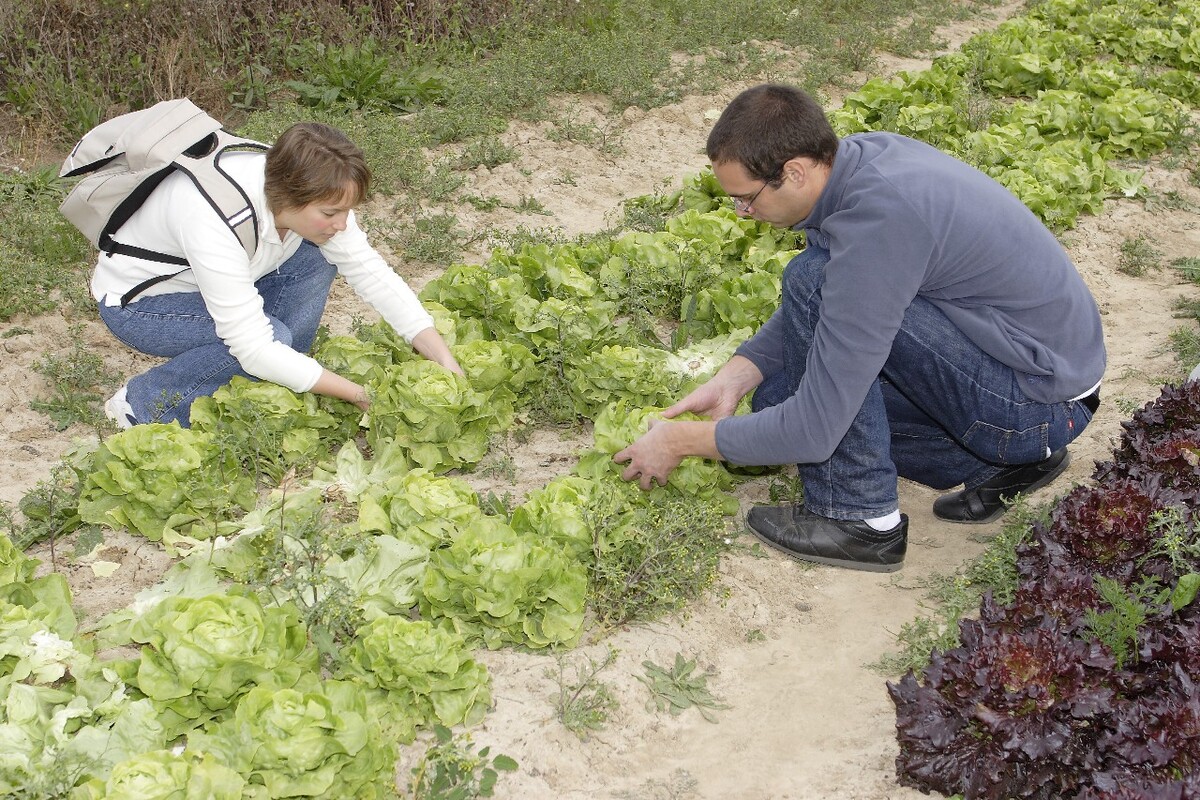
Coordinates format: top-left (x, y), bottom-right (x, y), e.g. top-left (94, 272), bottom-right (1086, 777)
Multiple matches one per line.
top-left (276, 183), bottom-right (358, 244)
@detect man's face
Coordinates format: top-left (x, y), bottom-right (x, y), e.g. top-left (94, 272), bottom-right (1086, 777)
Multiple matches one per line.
top-left (712, 158), bottom-right (823, 228)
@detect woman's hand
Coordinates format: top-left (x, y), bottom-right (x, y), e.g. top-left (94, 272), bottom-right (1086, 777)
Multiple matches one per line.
top-left (312, 369), bottom-right (370, 410)
top-left (412, 327), bottom-right (465, 377)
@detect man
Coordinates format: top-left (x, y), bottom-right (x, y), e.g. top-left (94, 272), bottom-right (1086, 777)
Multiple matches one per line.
top-left (614, 84), bottom-right (1105, 573)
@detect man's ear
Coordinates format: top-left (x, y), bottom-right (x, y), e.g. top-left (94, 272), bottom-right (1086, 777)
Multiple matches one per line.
top-left (782, 157), bottom-right (809, 185)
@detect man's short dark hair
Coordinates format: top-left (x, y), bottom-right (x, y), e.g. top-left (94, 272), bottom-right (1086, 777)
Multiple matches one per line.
top-left (706, 84), bottom-right (839, 179)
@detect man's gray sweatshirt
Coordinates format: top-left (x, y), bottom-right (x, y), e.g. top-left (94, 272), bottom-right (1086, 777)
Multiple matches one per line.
top-left (714, 132), bottom-right (1106, 466)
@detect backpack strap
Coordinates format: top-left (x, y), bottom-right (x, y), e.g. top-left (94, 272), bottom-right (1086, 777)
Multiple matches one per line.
top-left (120, 271), bottom-right (188, 308)
top-left (109, 130), bottom-right (268, 306)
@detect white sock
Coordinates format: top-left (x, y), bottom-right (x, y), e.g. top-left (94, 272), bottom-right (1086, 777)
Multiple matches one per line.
top-left (865, 510), bottom-right (902, 531)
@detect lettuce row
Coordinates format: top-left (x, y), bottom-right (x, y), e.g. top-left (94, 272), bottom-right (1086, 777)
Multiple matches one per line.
top-left (891, 382), bottom-right (1200, 798)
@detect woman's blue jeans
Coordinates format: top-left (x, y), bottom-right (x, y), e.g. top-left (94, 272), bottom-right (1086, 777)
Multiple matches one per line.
top-left (750, 245), bottom-right (1095, 520)
top-left (97, 242), bottom-right (336, 427)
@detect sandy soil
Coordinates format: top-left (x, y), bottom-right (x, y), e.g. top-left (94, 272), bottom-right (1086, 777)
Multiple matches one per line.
top-left (3, 2), bottom-right (1200, 797)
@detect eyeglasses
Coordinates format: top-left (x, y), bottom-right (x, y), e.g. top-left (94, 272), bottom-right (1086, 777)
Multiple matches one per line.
top-left (730, 178), bottom-right (778, 212)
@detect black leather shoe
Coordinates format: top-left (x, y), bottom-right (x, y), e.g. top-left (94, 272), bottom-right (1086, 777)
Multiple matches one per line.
top-left (933, 448), bottom-right (1071, 524)
top-left (745, 505), bottom-right (907, 573)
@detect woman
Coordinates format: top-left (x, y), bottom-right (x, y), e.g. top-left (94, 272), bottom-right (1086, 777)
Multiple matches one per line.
top-left (93, 121), bottom-right (462, 428)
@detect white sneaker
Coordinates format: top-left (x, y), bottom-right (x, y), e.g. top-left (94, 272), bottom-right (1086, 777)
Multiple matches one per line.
top-left (104, 385), bottom-right (138, 430)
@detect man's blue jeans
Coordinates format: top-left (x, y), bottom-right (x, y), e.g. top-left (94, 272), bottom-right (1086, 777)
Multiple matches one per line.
top-left (751, 245), bottom-right (1095, 520)
top-left (97, 242), bottom-right (336, 427)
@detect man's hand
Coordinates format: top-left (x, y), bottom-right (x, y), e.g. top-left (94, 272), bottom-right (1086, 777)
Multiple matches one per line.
top-left (662, 355), bottom-right (763, 421)
top-left (613, 419), bottom-right (720, 491)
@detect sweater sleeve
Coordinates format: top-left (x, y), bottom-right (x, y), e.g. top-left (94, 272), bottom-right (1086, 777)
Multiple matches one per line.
top-left (715, 184), bottom-right (933, 466)
top-left (317, 212), bottom-right (435, 341)
top-left (171, 191), bottom-right (324, 393)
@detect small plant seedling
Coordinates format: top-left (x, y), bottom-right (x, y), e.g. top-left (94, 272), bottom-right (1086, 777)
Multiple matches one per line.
top-left (549, 646), bottom-right (619, 739)
top-left (1117, 234), bottom-right (1163, 277)
top-left (637, 653), bottom-right (729, 722)
top-left (514, 195), bottom-right (551, 215)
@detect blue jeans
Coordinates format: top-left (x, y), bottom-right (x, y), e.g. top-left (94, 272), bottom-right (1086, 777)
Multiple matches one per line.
top-left (751, 246), bottom-right (1095, 519)
top-left (97, 242), bottom-right (336, 427)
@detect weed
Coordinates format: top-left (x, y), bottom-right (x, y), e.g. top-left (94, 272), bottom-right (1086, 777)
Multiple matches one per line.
top-left (745, 628), bottom-right (767, 643)
top-left (547, 114), bottom-right (624, 156)
top-left (285, 38), bottom-right (447, 113)
top-left (391, 212), bottom-right (465, 265)
top-left (767, 472), bottom-right (804, 505)
top-left (479, 490), bottom-right (516, 519)
top-left (405, 724), bottom-right (518, 800)
top-left (1146, 507), bottom-right (1200, 576)
top-left (14, 448), bottom-right (97, 567)
top-left (147, 390), bottom-right (186, 426)
top-left (247, 493), bottom-right (369, 669)
top-left (1172, 257), bottom-right (1200, 283)
top-left (1145, 189), bottom-right (1199, 213)
top-left (227, 62), bottom-right (273, 111)
top-left (588, 494), bottom-right (733, 629)
top-left (1084, 575), bottom-right (1158, 670)
top-left (28, 328), bottom-right (118, 433)
top-left (408, 158), bottom-right (469, 205)
top-left (637, 653), bottom-right (729, 722)
top-left (456, 138), bottom-right (518, 170)
top-left (514, 195), bottom-right (551, 216)
top-left (871, 498), bottom-right (1043, 675)
top-left (0, 169), bottom-right (92, 321)
top-left (0, 749), bottom-right (102, 799)
top-left (549, 646), bottom-right (619, 739)
top-left (1168, 325), bottom-right (1200, 374)
top-left (1112, 395), bottom-right (1143, 417)
top-left (1117, 234), bottom-right (1163, 277)
top-left (464, 194), bottom-right (505, 212)
top-left (618, 190), bottom-right (682, 233)
top-left (478, 446), bottom-right (517, 483)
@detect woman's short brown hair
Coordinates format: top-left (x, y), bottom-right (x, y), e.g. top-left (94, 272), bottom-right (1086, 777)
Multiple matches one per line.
top-left (264, 122), bottom-right (371, 212)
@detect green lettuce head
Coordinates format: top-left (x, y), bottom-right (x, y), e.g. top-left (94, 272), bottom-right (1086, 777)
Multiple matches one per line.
top-left (366, 361), bottom-right (496, 472)
top-left (71, 750), bottom-right (245, 800)
top-left (188, 679), bottom-right (392, 799)
top-left (338, 616), bottom-right (491, 742)
top-left (0, 533), bottom-right (36, 586)
top-left (120, 592), bottom-right (315, 737)
top-left (358, 468), bottom-right (483, 547)
top-left (420, 517), bottom-right (587, 650)
top-left (78, 424), bottom-right (256, 542)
